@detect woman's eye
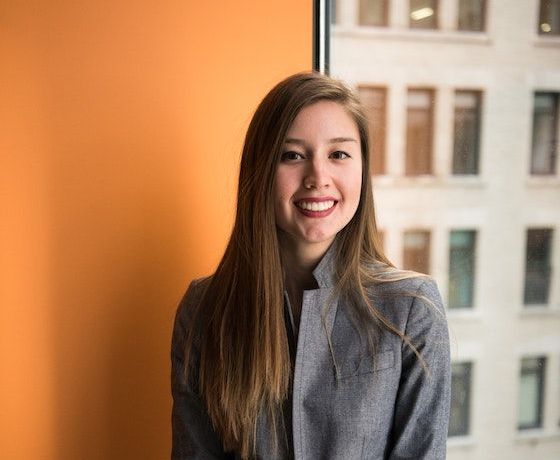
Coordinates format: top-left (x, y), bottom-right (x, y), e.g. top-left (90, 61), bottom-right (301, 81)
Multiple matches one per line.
top-left (330, 151), bottom-right (350, 160)
top-left (281, 151), bottom-right (304, 161)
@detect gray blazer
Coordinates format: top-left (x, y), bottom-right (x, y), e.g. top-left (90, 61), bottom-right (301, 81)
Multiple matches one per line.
top-left (171, 250), bottom-right (451, 459)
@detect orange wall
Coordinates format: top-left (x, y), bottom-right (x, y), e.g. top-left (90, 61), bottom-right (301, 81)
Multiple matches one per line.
top-left (0, 2), bottom-right (311, 458)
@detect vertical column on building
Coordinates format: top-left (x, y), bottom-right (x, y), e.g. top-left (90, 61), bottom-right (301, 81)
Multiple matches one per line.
top-left (387, 84), bottom-right (407, 177)
top-left (440, 0), bottom-right (458, 32)
top-left (390, 0), bottom-right (409, 30)
top-left (434, 85), bottom-right (454, 177)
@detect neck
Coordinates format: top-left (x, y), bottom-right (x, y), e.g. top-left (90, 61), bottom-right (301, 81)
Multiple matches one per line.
top-left (278, 234), bottom-right (333, 292)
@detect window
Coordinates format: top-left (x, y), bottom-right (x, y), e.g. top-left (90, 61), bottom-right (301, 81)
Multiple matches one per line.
top-left (518, 357), bottom-right (546, 430)
top-left (358, 86), bottom-right (387, 174)
top-left (359, 0), bottom-right (388, 27)
top-left (403, 230), bottom-right (431, 274)
top-left (524, 228), bottom-right (553, 305)
top-left (539, 0), bottom-right (560, 35)
top-left (453, 90), bottom-right (482, 175)
top-left (406, 89), bottom-right (434, 175)
top-left (449, 362), bottom-right (472, 437)
top-left (531, 93), bottom-right (558, 175)
top-left (331, 0), bottom-right (337, 24)
top-left (458, 0), bottom-right (485, 32)
top-left (448, 230), bottom-right (476, 309)
top-left (410, 0), bottom-right (438, 29)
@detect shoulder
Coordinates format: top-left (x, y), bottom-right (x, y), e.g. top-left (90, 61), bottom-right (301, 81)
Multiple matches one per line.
top-left (174, 276), bottom-right (213, 330)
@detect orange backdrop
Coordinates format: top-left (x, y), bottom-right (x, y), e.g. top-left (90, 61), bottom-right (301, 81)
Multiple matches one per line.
top-left (0, 1), bottom-right (311, 458)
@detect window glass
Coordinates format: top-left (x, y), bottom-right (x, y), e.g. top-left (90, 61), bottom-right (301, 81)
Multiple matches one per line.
top-left (449, 362), bottom-right (472, 436)
top-left (359, 0), bottom-right (388, 27)
top-left (524, 229), bottom-right (553, 305)
top-left (403, 230), bottom-right (431, 274)
top-left (358, 86), bottom-right (387, 174)
top-left (453, 91), bottom-right (482, 174)
top-left (410, 0), bottom-right (438, 29)
top-left (448, 230), bottom-right (476, 309)
top-left (518, 357), bottom-right (546, 429)
top-left (458, 0), bottom-right (485, 32)
top-left (531, 93), bottom-right (558, 175)
top-left (406, 89), bottom-right (434, 175)
top-left (539, 0), bottom-right (560, 35)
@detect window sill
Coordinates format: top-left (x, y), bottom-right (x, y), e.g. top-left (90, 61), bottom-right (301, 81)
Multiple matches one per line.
top-left (515, 429), bottom-right (560, 443)
top-left (333, 26), bottom-right (492, 45)
top-left (519, 305), bottom-right (560, 317)
top-left (447, 435), bottom-right (476, 448)
top-left (526, 176), bottom-right (560, 187)
top-left (447, 309), bottom-right (482, 321)
top-left (533, 35), bottom-right (560, 47)
top-left (372, 175), bottom-right (486, 188)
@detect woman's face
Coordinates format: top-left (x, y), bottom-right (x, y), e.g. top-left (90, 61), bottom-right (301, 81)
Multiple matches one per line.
top-left (274, 100), bottom-right (363, 255)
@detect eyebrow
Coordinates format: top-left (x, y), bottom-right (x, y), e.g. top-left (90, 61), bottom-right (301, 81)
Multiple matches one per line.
top-left (284, 137), bottom-right (358, 145)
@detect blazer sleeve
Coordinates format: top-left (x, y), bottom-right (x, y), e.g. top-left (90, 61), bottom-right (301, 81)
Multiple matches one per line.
top-left (171, 281), bottom-right (232, 460)
top-left (387, 278), bottom-right (451, 460)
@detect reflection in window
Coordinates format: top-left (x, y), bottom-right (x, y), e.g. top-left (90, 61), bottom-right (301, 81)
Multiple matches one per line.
top-left (359, 86), bottom-right (387, 174)
top-left (458, 0), bottom-right (485, 32)
top-left (410, 0), bottom-right (438, 29)
top-left (524, 228), bottom-right (553, 305)
top-left (406, 89), bottom-right (434, 175)
top-left (531, 93), bottom-right (558, 175)
top-left (453, 90), bottom-right (482, 175)
top-left (448, 230), bottom-right (476, 309)
top-left (518, 357), bottom-right (546, 430)
top-left (403, 230), bottom-right (431, 274)
top-left (539, 0), bottom-right (560, 35)
top-left (449, 362), bottom-right (472, 437)
top-left (359, 0), bottom-right (388, 27)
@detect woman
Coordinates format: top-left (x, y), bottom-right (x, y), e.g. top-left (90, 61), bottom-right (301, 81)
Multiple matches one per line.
top-left (171, 72), bottom-right (450, 459)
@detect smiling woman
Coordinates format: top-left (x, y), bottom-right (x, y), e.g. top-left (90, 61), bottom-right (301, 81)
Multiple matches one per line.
top-left (171, 72), bottom-right (451, 459)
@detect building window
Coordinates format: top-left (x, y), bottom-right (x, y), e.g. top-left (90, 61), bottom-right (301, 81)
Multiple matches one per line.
top-left (453, 90), bottom-right (482, 175)
top-left (458, 0), bottom-right (485, 32)
top-left (449, 362), bottom-right (472, 437)
top-left (524, 228), bottom-right (553, 305)
top-left (359, 0), bottom-right (389, 27)
top-left (531, 93), bottom-right (558, 175)
top-left (410, 0), bottom-right (438, 29)
top-left (448, 230), bottom-right (476, 309)
top-left (406, 89), bottom-right (434, 175)
top-left (518, 357), bottom-right (546, 430)
top-left (403, 230), bottom-right (431, 274)
top-left (358, 86), bottom-right (387, 174)
top-left (539, 0), bottom-right (560, 35)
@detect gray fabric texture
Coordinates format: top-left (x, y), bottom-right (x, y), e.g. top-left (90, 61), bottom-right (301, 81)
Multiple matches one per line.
top-left (171, 249), bottom-right (451, 459)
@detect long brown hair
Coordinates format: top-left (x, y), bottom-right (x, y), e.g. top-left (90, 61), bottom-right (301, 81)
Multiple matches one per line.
top-left (183, 72), bottom-right (423, 458)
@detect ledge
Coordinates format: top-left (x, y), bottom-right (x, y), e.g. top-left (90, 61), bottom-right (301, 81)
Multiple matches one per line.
top-left (526, 176), bottom-right (560, 188)
top-left (519, 305), bottom-right (560, 317)
top-left (333, 26), bottom-right (492, 45)
top-left (447, 435), bottom-right (476, 448)
top-left (533, 35), bottom-right (560, 48)
top-left (515, 429), bottom-right (560, 443)
top-left (372, 175), bottom-right (486, 189)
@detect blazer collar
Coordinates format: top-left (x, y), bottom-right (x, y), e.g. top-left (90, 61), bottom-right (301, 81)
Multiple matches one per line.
top-left (312, 242), bottom-right (337, 289)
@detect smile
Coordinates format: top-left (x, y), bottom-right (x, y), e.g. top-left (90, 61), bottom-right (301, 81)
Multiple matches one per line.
top-left (296, 200), bottom-right (335, 211)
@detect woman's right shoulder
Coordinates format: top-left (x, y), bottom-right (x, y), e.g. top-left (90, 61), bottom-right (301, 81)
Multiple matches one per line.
top-left (175, 276), bottom-right (213, 323)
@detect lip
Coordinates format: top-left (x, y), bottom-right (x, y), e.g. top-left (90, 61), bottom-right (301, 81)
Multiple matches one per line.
top-left (294, 196), bottom-right (338, 218)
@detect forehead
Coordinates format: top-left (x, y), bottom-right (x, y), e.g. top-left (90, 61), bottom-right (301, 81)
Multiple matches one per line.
top-left (285, 100), bottom-right (359, 140)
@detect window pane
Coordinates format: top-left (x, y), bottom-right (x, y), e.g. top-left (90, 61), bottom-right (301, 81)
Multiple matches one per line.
top-left (359, 0), bottom-right (388, 27)
top-left (449, 230), bottom-right (476, 309)
top-left (539, 0), bottom-right (560, 35)
top-left (449, 362), bottom-right (472, 436)
top-left (403, 230), bottom-right (431, 274)
top-left (453, 91), bottom-right (482, 174)
top-left (406, 89), bottom-right (434, 175)
top-left (518, 357), bottom-right (546, 429)
top-left (410, 0), bottom-right (438, 29)
top-left (359, 87), bottom-right (387, 174)
top-left (531, 93), bottom-right (558, 175)
top-left (524, 229), bottom-right (553, 305)
top-left (458, 0), bottom-right (485, 32)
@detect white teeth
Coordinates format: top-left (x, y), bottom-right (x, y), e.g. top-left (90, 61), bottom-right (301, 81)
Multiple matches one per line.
top-left (297, 200), bottom-right (335, 211)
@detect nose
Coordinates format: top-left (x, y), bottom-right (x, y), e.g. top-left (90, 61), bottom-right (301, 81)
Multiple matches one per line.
top-left (303, 157), bottom-right (330, 190)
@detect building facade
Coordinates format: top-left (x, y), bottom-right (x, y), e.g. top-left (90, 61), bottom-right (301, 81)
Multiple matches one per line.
top-left (331, 1), bottom-right (560, 459)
